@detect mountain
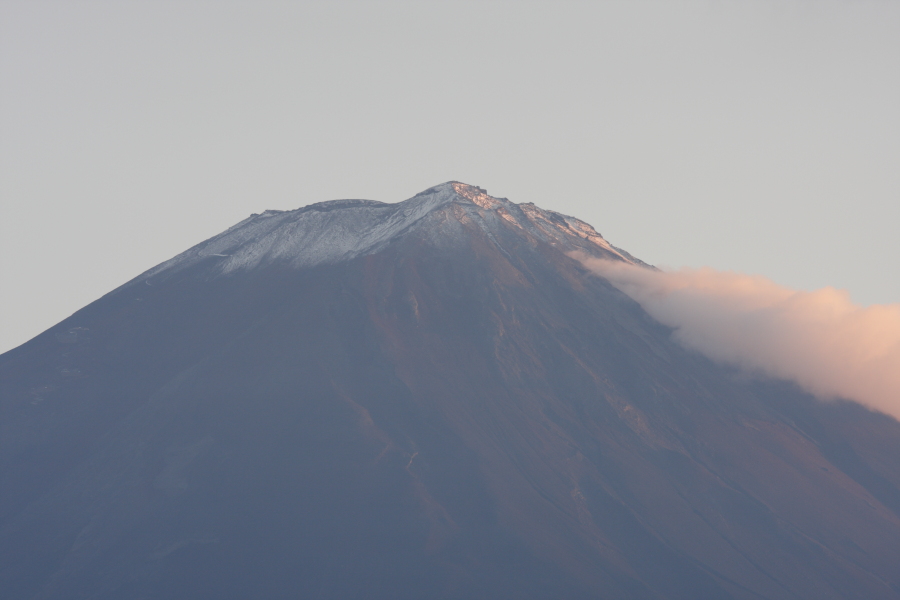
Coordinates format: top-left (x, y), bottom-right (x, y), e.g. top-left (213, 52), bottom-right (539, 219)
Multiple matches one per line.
top-left (2, 182), bottom-right (900, 599)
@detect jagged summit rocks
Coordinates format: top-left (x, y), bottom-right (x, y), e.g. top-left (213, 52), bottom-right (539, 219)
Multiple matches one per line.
top-left (2, 183), bottom-right (900, 599)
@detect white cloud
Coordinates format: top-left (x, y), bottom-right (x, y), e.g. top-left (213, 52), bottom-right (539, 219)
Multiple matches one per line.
top-left (575, 255), bottom-right (900, 420)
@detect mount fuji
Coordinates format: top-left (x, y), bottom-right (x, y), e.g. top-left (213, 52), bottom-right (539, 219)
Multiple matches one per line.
top-left (2, 182), bottom-right (900, 599)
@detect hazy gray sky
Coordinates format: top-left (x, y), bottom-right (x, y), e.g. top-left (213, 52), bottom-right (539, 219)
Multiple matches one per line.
top-left (2, 1), bottom-right (898, 354)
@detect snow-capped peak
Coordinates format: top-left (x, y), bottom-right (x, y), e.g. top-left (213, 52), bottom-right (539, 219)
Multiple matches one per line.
top-left (136, 182), bottom-right (636, 283)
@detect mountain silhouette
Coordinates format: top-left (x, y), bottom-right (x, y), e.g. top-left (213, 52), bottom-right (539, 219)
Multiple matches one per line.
top-left (2, 182), bottom-right (900, 599)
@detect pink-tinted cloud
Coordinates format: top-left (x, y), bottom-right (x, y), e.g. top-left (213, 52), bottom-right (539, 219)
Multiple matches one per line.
top-left (574, 255), bottom-right (900, 420)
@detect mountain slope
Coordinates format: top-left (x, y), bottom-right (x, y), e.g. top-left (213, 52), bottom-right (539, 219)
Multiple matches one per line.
top-left (2, 182), bottom-right (900, 599)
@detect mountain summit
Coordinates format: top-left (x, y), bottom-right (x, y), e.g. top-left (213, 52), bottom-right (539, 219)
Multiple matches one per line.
top-left (2, 183), bottom-right (900, 599)
top-left (138, 182), bottom-right (638, 281)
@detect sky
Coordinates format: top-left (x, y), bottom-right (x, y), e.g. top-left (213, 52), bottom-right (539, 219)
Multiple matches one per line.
top-left (2, 1), bottom-right (899, 355)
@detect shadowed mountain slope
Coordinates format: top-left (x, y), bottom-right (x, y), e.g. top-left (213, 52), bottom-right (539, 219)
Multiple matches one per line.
top-left (2, 182), bottom-right (900, 599)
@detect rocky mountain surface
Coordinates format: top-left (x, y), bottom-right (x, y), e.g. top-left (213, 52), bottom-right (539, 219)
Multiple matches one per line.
top-left (2, 182), bottom-right (900, 599)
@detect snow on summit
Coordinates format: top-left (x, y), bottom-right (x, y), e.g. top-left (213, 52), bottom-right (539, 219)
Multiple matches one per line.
top-left (137, 182), bottom-right (636, 283)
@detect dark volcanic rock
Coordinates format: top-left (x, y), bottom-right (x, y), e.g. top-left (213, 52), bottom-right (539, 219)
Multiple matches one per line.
top-left (2, 182), bottom-right (900, 599)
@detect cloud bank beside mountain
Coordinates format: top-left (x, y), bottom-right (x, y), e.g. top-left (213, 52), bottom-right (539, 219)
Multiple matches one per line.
top-left (576, 255), bottom-right (900, 420)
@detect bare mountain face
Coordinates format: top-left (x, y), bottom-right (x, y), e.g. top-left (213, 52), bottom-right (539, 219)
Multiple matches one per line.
top-left (2, 182), bottom-right (900, 599)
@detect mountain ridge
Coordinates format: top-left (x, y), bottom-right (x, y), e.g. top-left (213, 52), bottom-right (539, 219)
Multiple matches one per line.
top-left (133, 182), bottom-right (638, 286)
